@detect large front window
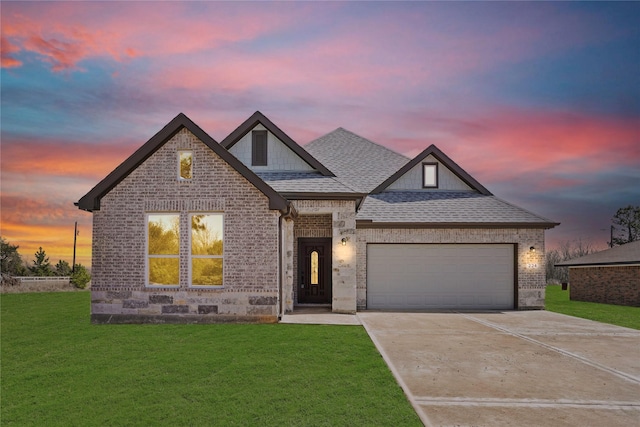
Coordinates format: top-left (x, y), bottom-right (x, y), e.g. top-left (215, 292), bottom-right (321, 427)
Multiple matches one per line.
top-left (190, 214), bottom-right (224, 286)
top-left (147, 214), bottom-right (180, 286)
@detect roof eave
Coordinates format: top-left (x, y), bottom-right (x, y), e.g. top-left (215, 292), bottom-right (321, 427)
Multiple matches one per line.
top-left (280, 192), bottom-right (366, 201)
top-left (371, 144), bottom-right (492, 195)
top-left (220, 111), bottom-right (335, 177)
top-left (356, 220), bottom-right (559, 229)
top-left (555, 261), bottom-right (640, 267)
top-left (76, 112), bottom-right (290, 214)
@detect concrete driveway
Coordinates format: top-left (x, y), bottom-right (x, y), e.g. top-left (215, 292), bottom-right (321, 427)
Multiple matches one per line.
top-left (358, 311), bottom-right (640, 426)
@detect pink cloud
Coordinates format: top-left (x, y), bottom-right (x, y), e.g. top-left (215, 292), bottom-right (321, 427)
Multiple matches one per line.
top-left (380, 108), bottom-right (639, 190)
top-left (0, 2), bottom-right (310, 71)
top-left (1, 138), bottom-right (139, 180)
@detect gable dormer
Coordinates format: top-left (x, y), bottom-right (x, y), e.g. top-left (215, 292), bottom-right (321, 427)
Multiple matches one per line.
top-left (221, 112), bottom-right (334, 175)
top-left (371, 144), bottom-right (492, 195)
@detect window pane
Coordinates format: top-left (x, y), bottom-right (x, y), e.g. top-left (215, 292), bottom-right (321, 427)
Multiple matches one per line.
top-left (310, 251), bottom-right (319, 285)
top-left (192, 258), bottom-right (223, 286)
top-left (179, 151), bottom-right (192, 179)
top-left (149, 258), bottom-right (179, 285)
top-left (191, 214), bottom-right (223, 255)
top-left (423, 164), bottom-right (437, 187)
top-left (148, 214), bottom-right (179, 255)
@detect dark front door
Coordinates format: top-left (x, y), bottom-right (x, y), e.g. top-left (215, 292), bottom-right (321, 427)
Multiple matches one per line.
top-left (298, 238), bottom-right (332, 304)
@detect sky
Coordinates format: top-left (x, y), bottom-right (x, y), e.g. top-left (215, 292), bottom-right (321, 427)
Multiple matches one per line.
top-left (1, 1), bottom-right (639, 268)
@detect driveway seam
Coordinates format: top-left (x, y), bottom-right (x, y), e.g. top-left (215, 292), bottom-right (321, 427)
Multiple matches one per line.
top-left (359, 314), bottom-right (433, 427)
top-left (458, 312), bottom-right (640, 385)
top-left (412, 397), bottom-right (640, 410)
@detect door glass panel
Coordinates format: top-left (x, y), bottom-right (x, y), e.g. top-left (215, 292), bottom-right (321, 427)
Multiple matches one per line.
top-left (310, 250), bottom-right (319, 285)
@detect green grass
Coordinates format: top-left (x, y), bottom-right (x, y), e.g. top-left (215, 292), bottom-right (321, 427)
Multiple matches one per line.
top-left (1, 292), bottom-right (421, 426)
top-left (545, 285), bottom-right (640, 330)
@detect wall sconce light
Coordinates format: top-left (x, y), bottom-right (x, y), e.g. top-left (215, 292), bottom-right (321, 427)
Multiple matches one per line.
top-left (530, 246), bottom-right (536, 253)
top-left (341, 237), bottom-right (349, 246)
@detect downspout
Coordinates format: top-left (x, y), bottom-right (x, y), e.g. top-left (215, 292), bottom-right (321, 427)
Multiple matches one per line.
top-left (278, 212), bottom-right (283, 321)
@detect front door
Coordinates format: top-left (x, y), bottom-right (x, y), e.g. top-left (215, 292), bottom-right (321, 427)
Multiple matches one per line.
top-left (298, 238), bottom-right (332, 304)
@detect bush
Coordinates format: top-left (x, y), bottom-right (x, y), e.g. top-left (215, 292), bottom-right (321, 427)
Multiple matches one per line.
top-left (71, 264), bottom-right (91, 289)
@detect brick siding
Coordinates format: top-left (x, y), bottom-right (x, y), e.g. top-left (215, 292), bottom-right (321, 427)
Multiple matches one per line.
top-left (90, 128), bottom-right (280, 323)
top-left (569, 266), bottom-right (640, 307)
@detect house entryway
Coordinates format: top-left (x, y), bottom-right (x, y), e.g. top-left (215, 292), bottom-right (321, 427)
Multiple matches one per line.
top-left (297, 238), bottom-right (332, 304)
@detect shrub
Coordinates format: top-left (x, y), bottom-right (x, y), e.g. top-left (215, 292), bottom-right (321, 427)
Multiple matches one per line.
top-left (71, 264), bottom-right (91, 289)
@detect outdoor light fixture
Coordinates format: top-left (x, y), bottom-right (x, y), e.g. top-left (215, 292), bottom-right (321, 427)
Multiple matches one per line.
top-left (530, 246), bottom-right (536, 252)
top-left (341, 237), bottom-right (349, 246)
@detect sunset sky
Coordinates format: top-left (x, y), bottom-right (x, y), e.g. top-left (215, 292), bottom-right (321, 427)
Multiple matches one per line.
top-left (1, 1), bottom-right (639, 267)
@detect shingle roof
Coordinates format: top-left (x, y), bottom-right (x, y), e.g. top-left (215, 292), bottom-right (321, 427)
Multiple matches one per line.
top-left (305, 128), bottom-right (409, 193)
top-left (356, 191), bottom-right (558, 227)
top-left (256, 172), bottom-right (360, 195)
top-left (555, 240), bottom-right (640, 266)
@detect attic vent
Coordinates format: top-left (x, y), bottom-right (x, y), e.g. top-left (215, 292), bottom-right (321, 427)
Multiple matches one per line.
top-left (252, 130), bottom-right (267, 166)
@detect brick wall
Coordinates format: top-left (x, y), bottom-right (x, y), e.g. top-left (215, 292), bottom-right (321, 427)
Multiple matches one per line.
top-left (356, 227), bottom-right (546, 310)
top-left (569, 266), bottom-right (640, 307)
top-left (90, 128), bottom-right (280, 323)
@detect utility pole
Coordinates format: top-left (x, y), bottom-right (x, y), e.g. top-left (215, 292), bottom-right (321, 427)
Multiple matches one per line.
top-left (72, 222), bottom-right (78, 273)
top-left (610, 225), bottom-right (614, 248)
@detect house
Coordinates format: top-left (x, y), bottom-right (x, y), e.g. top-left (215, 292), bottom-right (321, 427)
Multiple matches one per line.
top-left (555, 241), bottom-right (640, 307)
top-left (77, 112), bottom-right (558, 323)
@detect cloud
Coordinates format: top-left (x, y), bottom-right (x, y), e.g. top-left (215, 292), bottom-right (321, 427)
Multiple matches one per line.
top-left (1, 136), bottom-right (139, 180)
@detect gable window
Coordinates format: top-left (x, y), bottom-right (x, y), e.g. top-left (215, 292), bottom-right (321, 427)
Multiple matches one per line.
top-left (178, 151), bottom-right (192, 180)
top-left (190, 213), bottom-right (224, 287)
top-left (147, 214), bottom-right (180, 286)
top-left (251, 130), bottom-right (267, 166)
top-left (422, 163), bottom-right (438, 188)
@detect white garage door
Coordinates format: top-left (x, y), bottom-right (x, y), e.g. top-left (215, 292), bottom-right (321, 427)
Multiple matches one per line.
top-left (367, 244), bottom-right (515, 310)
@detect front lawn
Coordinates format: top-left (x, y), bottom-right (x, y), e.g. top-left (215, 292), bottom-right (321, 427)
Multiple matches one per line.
top-left (545, 285), bottom-right (640, 330)
top-left (1, 292), bottom-right (421, 426)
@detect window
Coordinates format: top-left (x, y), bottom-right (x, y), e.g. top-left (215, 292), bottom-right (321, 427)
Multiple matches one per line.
top-left (190, 214), bottom-right (224, 287)
top-left (178, 151), bottom-right (192, 180)
top-left (147, 214), bottom-right (180, 286)
top-left (422, 163), bottom-right (438, 188)
top-left (251, 130), bottom-right (267, 166)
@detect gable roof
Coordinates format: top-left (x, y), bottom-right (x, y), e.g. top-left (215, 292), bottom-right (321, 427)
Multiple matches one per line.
top-left (220, 111), bottom-right (334, 177)
top-left (356, 191), bottom-right (559, 228)
top-left (76, 113), bottom-right (289, 212)
top-left (371, 144), bottom-right (492, 195)
top-left (555, 240), bottom-right (640, 267)
top-left (305, 128), bottom-right (409, 193)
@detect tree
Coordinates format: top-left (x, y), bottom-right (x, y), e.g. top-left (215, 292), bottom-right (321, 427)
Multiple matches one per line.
top-left (611, 205), bottom-right (640, 246)
top-left (546, 239), bottom-right (596, 284)
top-left (1, 237), bottom-right (27, 276)
top-left (30, 247), bottom-right (52, 276)
top-left (55, 260), bottom-right (72, 276)
top-left (71, 264), bottom-right (91, 289)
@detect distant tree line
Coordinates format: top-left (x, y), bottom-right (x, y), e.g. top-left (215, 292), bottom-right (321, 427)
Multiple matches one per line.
top-left (1, 237), bottom-right (90, 289)
top-left (546, 205), bottom-right (639, 283)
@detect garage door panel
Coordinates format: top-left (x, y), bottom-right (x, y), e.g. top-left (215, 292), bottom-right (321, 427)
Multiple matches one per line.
top-left (367, 244), bottom-right (514, 310)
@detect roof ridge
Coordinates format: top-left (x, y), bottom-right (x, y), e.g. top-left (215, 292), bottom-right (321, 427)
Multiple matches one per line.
top-left (308, 127), bottom-right (410, 160)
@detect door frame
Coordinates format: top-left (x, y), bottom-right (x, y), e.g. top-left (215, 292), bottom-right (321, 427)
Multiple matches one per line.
top-left (297, 238), bottom-right (332, 304)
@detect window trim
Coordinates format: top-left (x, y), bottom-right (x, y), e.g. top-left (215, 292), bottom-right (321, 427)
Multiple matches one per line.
top-left (145, 213), bottom-right (181, 288)
top-left (422, 162), bottom-right (438, 188)
top-left (188, 212), bottom-right (224, 288)
top-left (178, 150), bottom-right (193, 180)
top-left (251, 130), bottom-right (268, 166)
